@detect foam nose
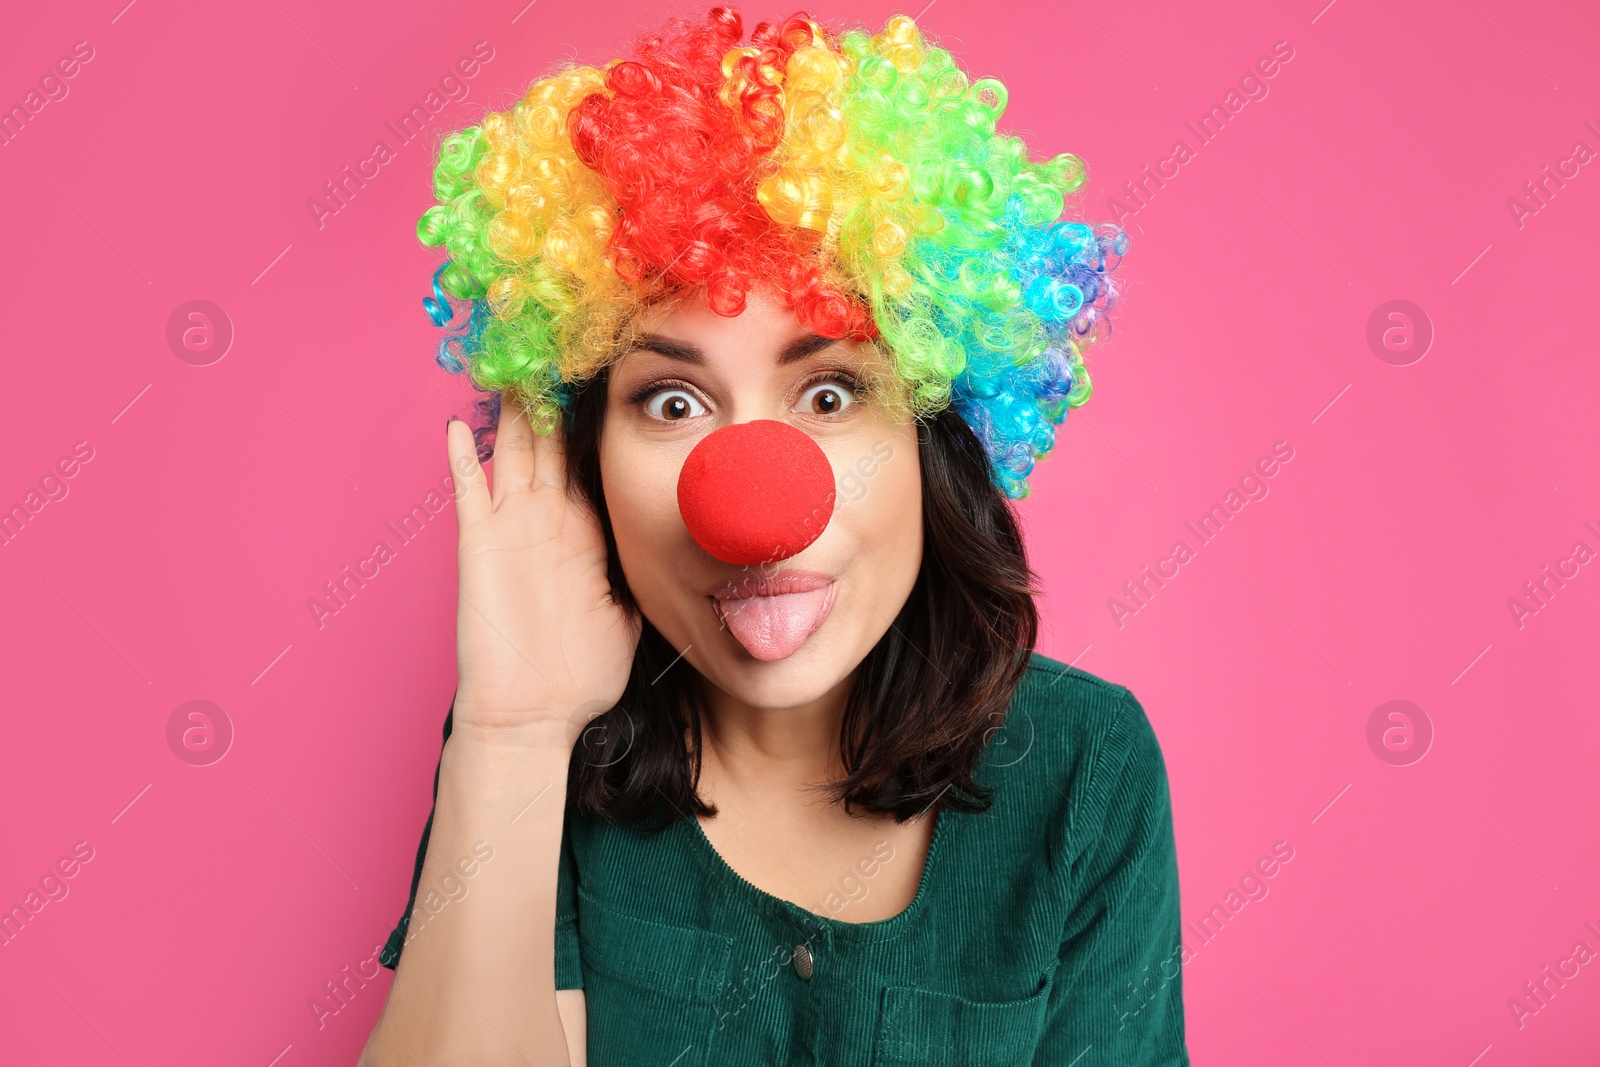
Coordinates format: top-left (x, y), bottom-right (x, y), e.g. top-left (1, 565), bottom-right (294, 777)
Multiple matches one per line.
top-left (677, 420), bottom-right (835, 566)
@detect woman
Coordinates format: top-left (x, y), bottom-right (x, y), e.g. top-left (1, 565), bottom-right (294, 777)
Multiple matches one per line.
top-left (362, 8), bottom-right (1187, 1065)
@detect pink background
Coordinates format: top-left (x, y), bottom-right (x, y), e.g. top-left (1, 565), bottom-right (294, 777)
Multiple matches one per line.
top-left (2, 0), bottom-right (1597, 1063)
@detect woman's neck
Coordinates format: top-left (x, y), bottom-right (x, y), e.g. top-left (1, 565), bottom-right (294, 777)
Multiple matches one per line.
top-left (695, 671), bottom-right (854, 800)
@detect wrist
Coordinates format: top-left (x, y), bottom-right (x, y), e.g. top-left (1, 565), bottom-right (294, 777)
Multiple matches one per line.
top-left (440, 728), bottom-right (573, 800)
top-left (447, 713), bottom-right (579, 753)
top-left (451, 693), bottom-right (580, 734)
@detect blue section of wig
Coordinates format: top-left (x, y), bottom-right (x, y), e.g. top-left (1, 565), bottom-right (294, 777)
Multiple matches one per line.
top-left (919, 197), bottom-right (1126, 497)
top-left (425, 263), bottom-right (494, 376)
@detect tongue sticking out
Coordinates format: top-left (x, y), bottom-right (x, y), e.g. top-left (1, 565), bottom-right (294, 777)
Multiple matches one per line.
top-left (715, 585), bottom-right (836, 662)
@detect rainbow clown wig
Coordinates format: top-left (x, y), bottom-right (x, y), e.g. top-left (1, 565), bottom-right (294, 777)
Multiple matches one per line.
top-left (418, 8), bottom-right (1126, 498)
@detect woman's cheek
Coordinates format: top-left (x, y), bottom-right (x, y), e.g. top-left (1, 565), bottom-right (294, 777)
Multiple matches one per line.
top-left (830, 419), bottom-right (911, 510)
top-left (880, 436), bottom-right (924, 562)
top-left (600, 424), bottom-right (703, 633)
top-left (600, 431), bottom-right (657, 570)
top-left (833, 424), bottom-right (921, 565)
top-left (602, 426), bottom-right (684, 536)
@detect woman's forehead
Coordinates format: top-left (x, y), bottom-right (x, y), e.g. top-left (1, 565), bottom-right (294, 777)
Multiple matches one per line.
top-left (624, 289), bottom-right (853, 367)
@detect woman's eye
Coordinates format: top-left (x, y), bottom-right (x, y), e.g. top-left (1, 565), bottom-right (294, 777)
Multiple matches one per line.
top-left (796, 380), bottom-right (858, 416)
top-left (644, 389), bottom-right (707, 421)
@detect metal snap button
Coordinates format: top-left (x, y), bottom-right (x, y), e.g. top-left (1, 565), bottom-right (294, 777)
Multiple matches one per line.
top-left (792, 942), bottom-right (814, 981)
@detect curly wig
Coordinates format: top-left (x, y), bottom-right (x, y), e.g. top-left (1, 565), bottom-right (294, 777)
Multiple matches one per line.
top-left (419, 7), bottom-right (1126, 498)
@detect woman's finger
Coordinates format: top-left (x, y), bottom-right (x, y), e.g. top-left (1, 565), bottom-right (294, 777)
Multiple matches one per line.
top-left (531, 414), bottom-right (570, 496)
top-left (490, 395), bottom-right (537, 508)
top-left (445, 417), bottom-right (491, 530)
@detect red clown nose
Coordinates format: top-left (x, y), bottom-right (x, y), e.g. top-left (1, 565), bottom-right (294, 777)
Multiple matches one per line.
top-left (677, 420), bottom-right (836, 566)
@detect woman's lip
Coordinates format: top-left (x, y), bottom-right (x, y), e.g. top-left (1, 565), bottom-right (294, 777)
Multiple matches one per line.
top-left (707, 569), bottom-right (835, 600)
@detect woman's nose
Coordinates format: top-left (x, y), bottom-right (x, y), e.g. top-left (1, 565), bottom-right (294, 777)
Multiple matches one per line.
top-left (677, 420), bottom-right (836, 565)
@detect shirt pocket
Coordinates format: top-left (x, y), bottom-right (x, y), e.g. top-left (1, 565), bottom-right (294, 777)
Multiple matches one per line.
top-left (870, 969), bottom-right (1055, 1067)
top-left (576, 885), bottom-right (733, 1067)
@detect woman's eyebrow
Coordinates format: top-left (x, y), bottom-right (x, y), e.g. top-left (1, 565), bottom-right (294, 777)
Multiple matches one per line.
top-left (626, 332), bottom-right (838, 365)
top-left (778, 333), bottom-right (838, 364)
top-left (628, 334), bottom-right (704, 363)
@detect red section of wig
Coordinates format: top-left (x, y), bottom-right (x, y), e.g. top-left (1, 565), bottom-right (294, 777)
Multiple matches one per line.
top-left (565, 7), bottom-right (877, 340)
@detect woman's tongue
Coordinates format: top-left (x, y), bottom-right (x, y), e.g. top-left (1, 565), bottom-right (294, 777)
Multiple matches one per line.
top-left (715, 586), bottom-right (833, 661)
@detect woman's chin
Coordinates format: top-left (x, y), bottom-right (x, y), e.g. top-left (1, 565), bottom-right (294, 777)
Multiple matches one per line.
top-left (690, 631), bottom-right (859, 712)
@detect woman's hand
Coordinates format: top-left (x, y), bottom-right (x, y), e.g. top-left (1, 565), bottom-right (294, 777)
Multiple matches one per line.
top-left (445, 398), bottom-right (639, 745)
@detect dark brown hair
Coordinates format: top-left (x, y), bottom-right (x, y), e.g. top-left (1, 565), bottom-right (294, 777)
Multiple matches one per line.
top-left (537, 371), bottom-right (1039, 827)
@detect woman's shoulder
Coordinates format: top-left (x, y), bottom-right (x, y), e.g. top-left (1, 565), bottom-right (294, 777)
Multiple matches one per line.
top-left (986, 651), bottom-right (1173, 839)
top-left (1008, 650), bottom-right (1165, 757)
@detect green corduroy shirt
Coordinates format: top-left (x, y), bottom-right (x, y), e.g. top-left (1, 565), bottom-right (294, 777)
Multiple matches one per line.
top-left (381, 653), bottom-right (1190, 1065)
